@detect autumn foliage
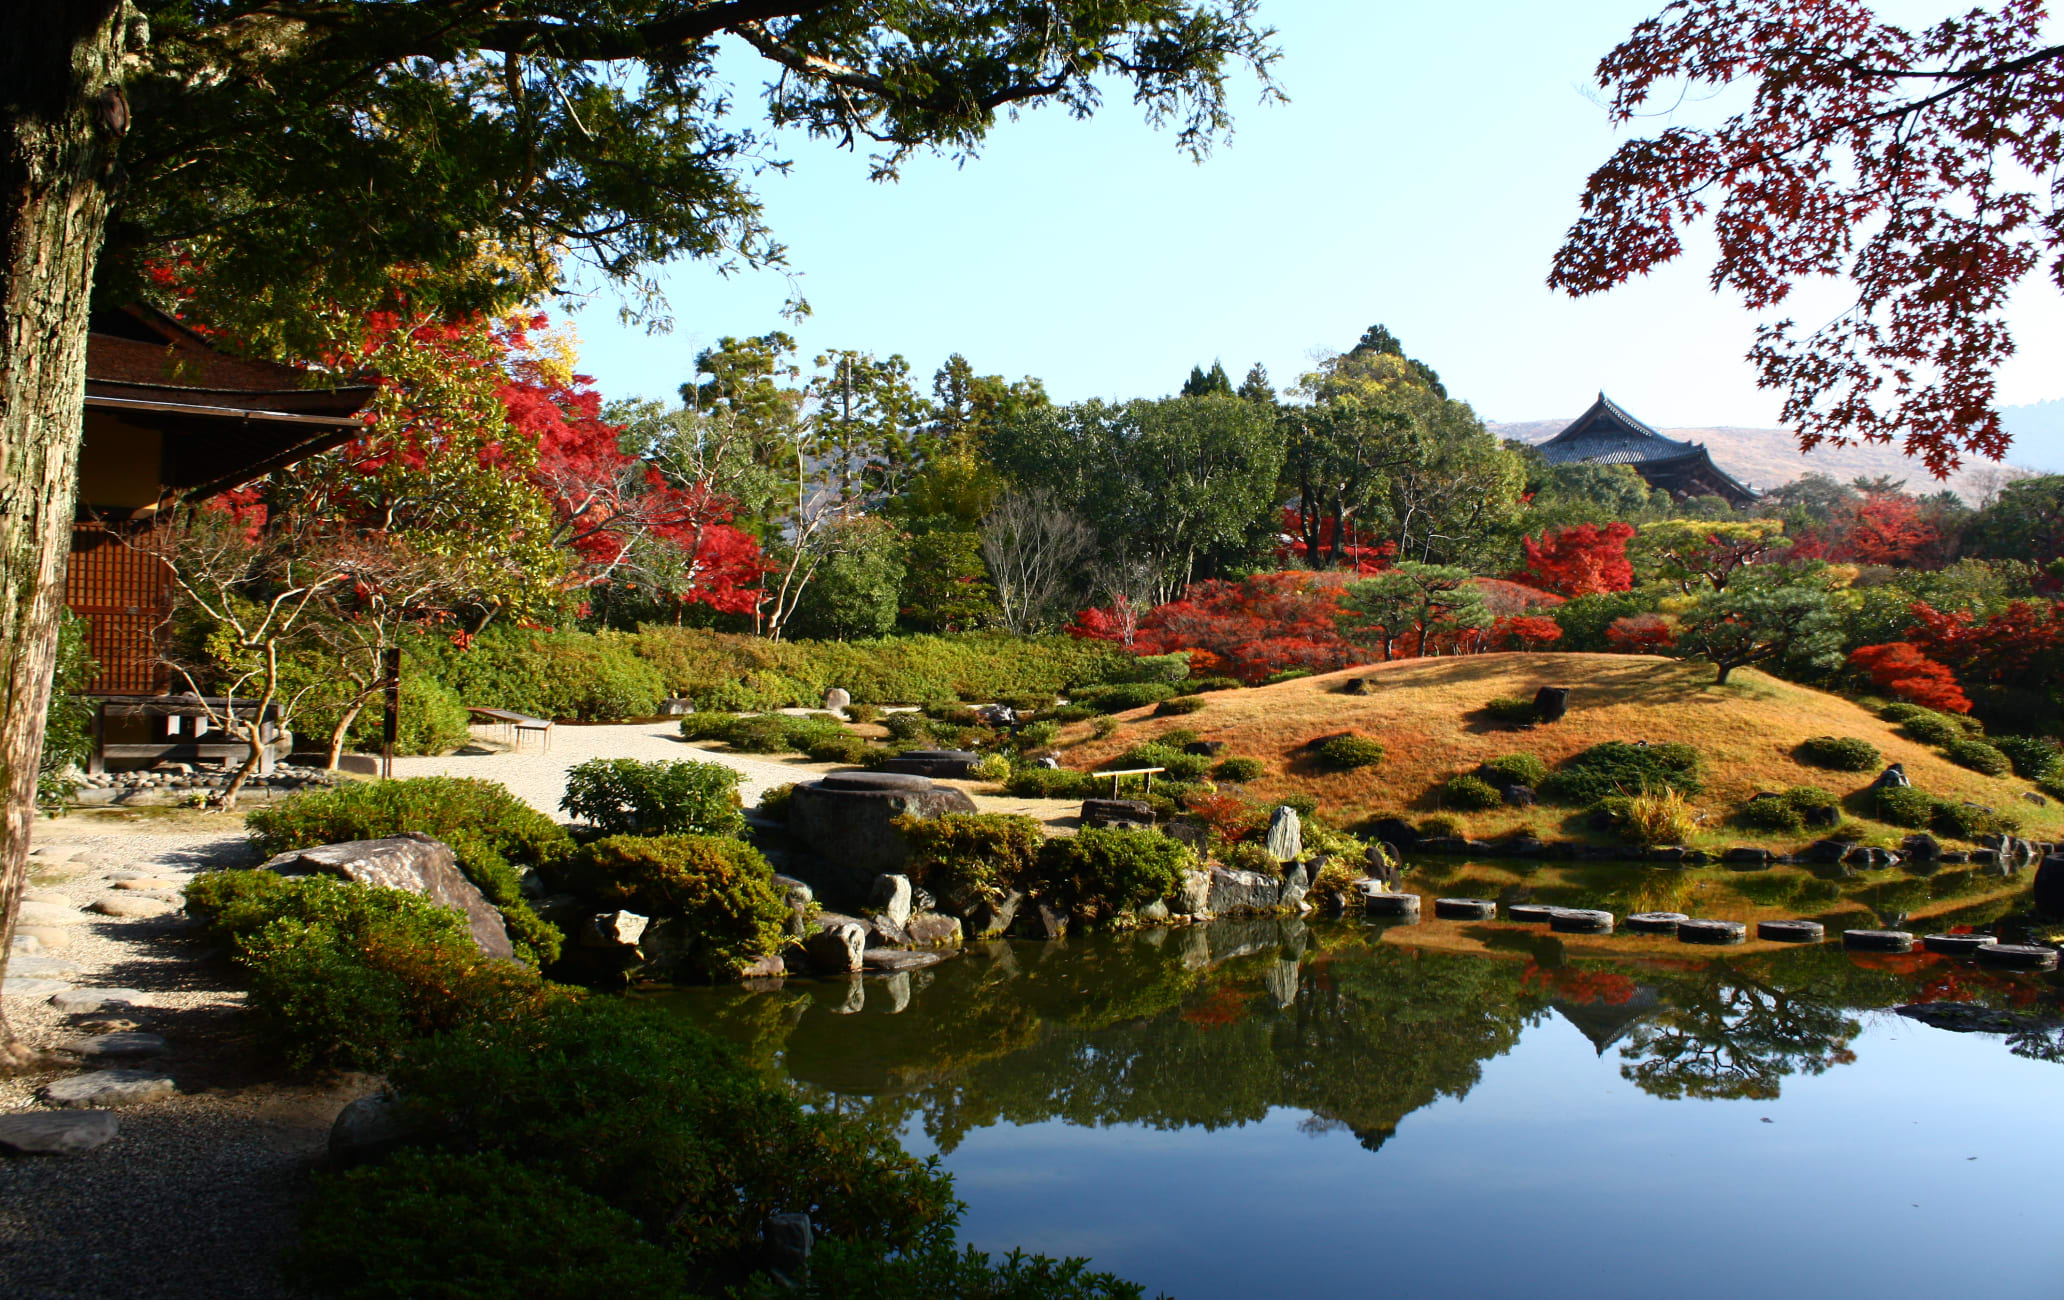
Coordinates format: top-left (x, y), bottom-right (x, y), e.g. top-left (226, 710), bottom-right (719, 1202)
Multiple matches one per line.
top-left (1905, 599), bottom-right (2064, 690)
top-left (1518, 523), bottom-right (1635, 596)
top-left (1848, 642), bottom-right (1971, 714)
top-left (1605, 614), bottom-right (1675, 654)
top-left (1279, 509), bottom-right (1396, 574)
top-left (1069, 572), bottom-right (1360, 683)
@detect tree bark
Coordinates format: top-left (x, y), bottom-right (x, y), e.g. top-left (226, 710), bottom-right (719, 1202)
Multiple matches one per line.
top-left (0, 1), bottom-right (136, 1069)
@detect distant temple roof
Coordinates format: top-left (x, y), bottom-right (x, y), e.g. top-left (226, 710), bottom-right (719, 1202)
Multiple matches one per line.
top-left (1537, 393), bottom-right (1759, 508)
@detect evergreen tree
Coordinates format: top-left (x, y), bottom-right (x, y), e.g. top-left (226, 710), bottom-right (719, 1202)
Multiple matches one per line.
top-left (1237, 363), bottom-right (1276, 406)
top-left (1181, 361), bottom-right (1235, 398)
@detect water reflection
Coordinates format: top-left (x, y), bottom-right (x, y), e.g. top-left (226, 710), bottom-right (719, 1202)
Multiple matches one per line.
top-left (663, 917), bottom-right (2060, 1150)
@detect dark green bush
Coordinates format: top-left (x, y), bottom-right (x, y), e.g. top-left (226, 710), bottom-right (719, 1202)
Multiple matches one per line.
top-left (1090, 716), bottom-right (1121, 740)
top-left (754, 782), bottom-right (795, 821)
top-left (246, 777), bottom-right (569, 964)
top-left (1797, 735), bottom-right (1882, 772)
top-left (675, 712), bottom-right (739, 742)
top-left (420, 627), bottom-right (666, 721)
top-left (559, 759), bottom-right (744, 838)
top-left (1014, 720), bottom-right (1061, 750)
top-left (184, 871), bottom-right (561, 1071)
top-left (552, 835), bottom-right (786, 978)
top-left (1441, 773), bottom-right (1504, 811)
top-left (1190, 676), bottom-right (1243, 692)
top-left (1991, 734), bottom-right (2063, 781)
top-left (1538, 742), bottom-right (1703, 805)
top-left (1929, 800), bottom-right (2021, 841)
top-left (1152, 695), bottom-right (1208, 717)
top-left (1944, 737), bottom-right (2011, 776)
top-left (1316, 734), bottom-right (1385, 772)
top-left (1035, 827), bottom-right (1192, 918)
top-left (1263, 669), bottom-right (1313, 685)
top-left (1737, 795), bottom-right (1805, 833)
top-left (1874, 785), bottom-right (1936, 829)
top-left (1418, 815), bottom-right (1464, 838)
top-left (704, 712), bottom-right (849, 755)
top-left (845, 701), bottom-right (881, 725)
top-left (1890, 710), bottom-right (1963, 747)
top-left (1118, 652), bottom-right (1192, 684)
top-left (883, 711), bottom-right (937, 743)
top-left (1004, 768), bottom-right (1108, 800)
top-left (1109, 742), bottom-right (1211, 780)
top-left (293, 1150), bottom-right (679, 1300)
top-left (894, 812), bottom-right (1044, 907)
top-left (1075, 681), bottom-right (1178, 714)
top-left (1482, 695), bottom-right (1542, 726)
top-left (921, 701), bottom-right (980, 725)
top-left (802, 733), bottom-right (873, 765)
top-left (1213, 757), bottom-right (1266, 783)
top-left (328, 669), bottom-right (471, 759)
top-left (1880, 701), bottom-right (1977, 735)
top-left (1278, 791), bottom-right (1319, 819)
top-left (1479, 753), bottom-right (1548, 788)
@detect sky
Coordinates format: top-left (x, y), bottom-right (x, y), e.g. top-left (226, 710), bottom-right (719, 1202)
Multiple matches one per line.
top-left (565, 0), bottom-right (2064, 469)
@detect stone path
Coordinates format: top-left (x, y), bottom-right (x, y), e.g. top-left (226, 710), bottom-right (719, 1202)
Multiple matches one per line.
top-left (1, 817), bottom-right (372, 1298)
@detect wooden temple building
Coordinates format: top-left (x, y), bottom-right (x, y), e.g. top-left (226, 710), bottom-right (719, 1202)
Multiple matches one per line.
top-left (1537, 394), bottom-right (1759, 508)
top-left (68, 305), bottom-right (374, 767)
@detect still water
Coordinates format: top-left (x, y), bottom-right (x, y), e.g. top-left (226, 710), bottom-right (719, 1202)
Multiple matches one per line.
top-left (666, 916), bottom-right (2064, 1299)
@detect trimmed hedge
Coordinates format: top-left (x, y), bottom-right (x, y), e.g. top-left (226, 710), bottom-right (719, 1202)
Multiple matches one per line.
top-left (1441, 773), bottom-right (1504, 811)
top-left (1479, 753), bottom-right (1548, 788)
top-left (1035, 827), bottom-right (1192, 918)
top-left (1539, 742), bottom-right (1703, 805)
top-left (1316, 735), bottom-right (1385, 772)
top-left (559, 759), bottom-right (744, 838)
top-left (894, 812), bottom-right (1044, 907)
top-left (1798, 735), bottom-right (1882, 772)
top-left (1992, 734), bottom-right (2063, 782)
top-left (1943, 737), bottom-right (2011, 776)
top-left (245, 777), bottom-right (568, 964)
top-left (1874, 785), bottom-right (1936, 829)
top-left (549, 835), bottom-right (787, 978)
top-left (1212, 757), bottom-right (1266, 783)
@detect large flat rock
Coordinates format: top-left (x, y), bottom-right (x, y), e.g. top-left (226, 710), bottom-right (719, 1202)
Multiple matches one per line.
top-left (56, 1033), bottom-right (170, 1059)
top-left (50, 988), bottom-right (147, 1014)
top-left (0, 1110), bottom-right (120, 1156)
top-left (262, 833), bottom-right (512, 959)
top-left (43, 1070), bottom-right (176, 1109)
top-left (90, 895), bottom-right (179, 919)
top-left (4, 978), bottom-right (74, 999)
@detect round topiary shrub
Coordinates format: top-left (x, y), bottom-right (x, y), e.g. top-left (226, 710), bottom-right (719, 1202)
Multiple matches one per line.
top-left (1929, 799), bottom-right (2020, 841)
top-left (1479, 753), bottom-right (1548, 788)
top-left (1153, 695), bottom-right (1207, 717)
top-left (1034, 827), bottom-right (1193, 918)
top-left (1944, 737), bottom-right (2011, 776)
top-left (1441, 773), bottom-right (1503, 810)
top-left (1316, 734), bottom-right (1385, 771)
top-left (557, 834), bottom-right (787, 978)
top-left (1991, 734), bottom-right (2063, 782)
top-left (1483, 696), bottom-right (1541, 726)
top-left (1797, 735), bottom-right (1881, 772)
top-left (1893, 711), bottom-right (1963, 747)
top-left (1418, 815), bottom-right (1464, 838)
top-left (1737, 794), bottom-right (1806, 833)
top-left (560, 758), bottom-right (745, 838)
top-left (1538, 741), bottom-right (1703, 805)
top-left (1874, 785), bottom-right (1936, 829)
top-left (1213, 757), bottom-right (1266, 783)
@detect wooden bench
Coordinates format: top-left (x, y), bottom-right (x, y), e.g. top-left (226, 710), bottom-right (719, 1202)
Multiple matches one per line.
top-left (1089, 765), bottom-right (1166, 799)
top-left (466, 706), bottom-right (554, 751)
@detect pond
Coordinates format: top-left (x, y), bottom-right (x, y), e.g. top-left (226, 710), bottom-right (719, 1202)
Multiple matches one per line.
top-left (662, 894), bottom-right (2064, 1299)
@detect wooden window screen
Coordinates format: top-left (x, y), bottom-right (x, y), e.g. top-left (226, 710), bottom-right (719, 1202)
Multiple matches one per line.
top-left (66, 524), bottom-right (171, 695)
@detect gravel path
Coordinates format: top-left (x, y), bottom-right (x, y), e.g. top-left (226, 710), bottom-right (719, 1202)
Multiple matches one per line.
top-left (393, 723), bottom-right (837, 815)
top-left (1, 816), bottom-right (371, 1298)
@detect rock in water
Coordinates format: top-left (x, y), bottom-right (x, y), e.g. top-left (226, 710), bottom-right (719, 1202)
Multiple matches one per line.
top-left (581, 910), bottom-right (649, 950)
top-left (869, 874), bottom-right (914, 927)
top-left (2035, 855), bottom-right (2064, 919)
top-left (1264, 806), bottom-right (1302, 862)
top-left (804, 921), bottom-right (866, 974)
top-left (787, 772), bottom-right (977, 878)
top-left (1207, 867), bottom-right (1281, 915)
top-left (262, 833), bottom-right (513, 959)
top-left (0, 1110), bottom-right (119, 1156)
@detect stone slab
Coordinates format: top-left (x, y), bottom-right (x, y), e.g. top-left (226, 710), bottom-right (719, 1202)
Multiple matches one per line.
top-left (17, 901), bottom-right (84, 927)
top-left (43, 1070), bottom-right (176, 1108)
top-left (90, 895), bottom-right (178, 919)
top-left (55, 1032), bottom-right (169, 1059)
top-left (4, 978), bottom-right (74, 999)
top-left (50, 988), bottom-right (147, 1014)
top-left (0, 1110), bottom-right (119, 1156)
top-left (862, 949), bottom-right (946, 973)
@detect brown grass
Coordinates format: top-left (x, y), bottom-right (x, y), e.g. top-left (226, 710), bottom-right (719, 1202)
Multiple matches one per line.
top-left (1062, 652), bottom-right (2064, 849)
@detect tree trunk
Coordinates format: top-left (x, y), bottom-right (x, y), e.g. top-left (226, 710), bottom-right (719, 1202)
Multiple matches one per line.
top-left (0, 1), bottom-right (135, 1069)
top-left (324, 699), bottom-right (368, 770)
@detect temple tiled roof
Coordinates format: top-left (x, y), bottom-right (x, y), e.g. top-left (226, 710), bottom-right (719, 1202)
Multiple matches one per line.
top-left (1537, 393), bottom-right (1758, 506)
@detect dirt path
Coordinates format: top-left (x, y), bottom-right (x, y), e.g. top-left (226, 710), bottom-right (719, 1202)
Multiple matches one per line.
top-left (1, 812), bottom-right (371, 1299)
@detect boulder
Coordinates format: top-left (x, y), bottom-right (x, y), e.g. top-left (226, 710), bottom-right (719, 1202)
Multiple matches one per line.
top-left (903, 913), bottom-right (963, 947)
top-left (1339, 677), bottom-right (1377, 696)
top-left (824, 687), bottom-right (852, 712)
top-left (787, 772), bottom-right (978, 879)
top-left (1168, 869), bottom-right (1212, 916)
top-left (1207, 867), bottom-right (1280, 915)
top-left (1501, 784), bottom-right (1537, 807)
top-left (1161, 818), bottom-right (1209, 853)
top-left (329, 1093), bottom-right (414, 1169)
top-left (1804, 838), bottom-right (1851, 864)
top-left (1867, 763), bottom-right (1911, 791)
top-left (581, 910), bottom-right (649, 951)
top-left (1263, 806), bottom-right (1302, 862)
top-left (1033, 756), bottom-right (1061, 770)
top-left (1182, 740), bottom-right (1227, 756)
top-left (862, 913), bottom-right (910, 948)
top-left (1013, 901), bottom-right (1070, 941)
top-left (0, 1110), bottom-right (119, 1156)
top-left (1278, 865), bottom-right (1311, 913)
top-left (1901, 834), bottom-right (1942, 864)
top-left (1724, 847), bottom-right (1773, 866)
top-left (1362, 845), bottom-right (1400, 887)
top-left (868, 874), bottom-right (914, 927)
top-left (740, 953), bottom-right (786, 982)
top-left (43, 1069), bottom-right (175, 1109)
top-left (876, 749), bottom-right (981, 779)
top-left (2036, 855), bottom-right (2064, 919)
top-left (659, 697), bottom-right (695, 715)
top-left (1532, 686), bottom-right (1571, 722)
top-left (1368, 817), bottom-right (1418, 849)
top-left (803, 920), bottom-right (867, 974)
top-left (957, 889), bottom-right (1024, 938)
top-left (262, 833), bottom-right (512, 960)
top-left (1081, 798), bottom-right (1154, 830)
top-left (863, 948), bottom-right (946, 973)
top-left (90, 895), bottom-right (177, 919)
top-left (55, 1032), bottom-right (167, 1059)
top-left (975, 704), bottom-right (1017, 727)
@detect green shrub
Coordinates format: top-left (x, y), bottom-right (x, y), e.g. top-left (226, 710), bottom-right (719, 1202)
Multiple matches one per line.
top-left (333, 669), bottom-right (472, 759)
top-left (1264, 668), bottom-right (1313, 685)
top-left (969, 752), bottom-right (1012, 781)
top-left (1316, 734), bottom-right (1385, 772)
top-left (676, 712), bottom-right (739, 742)
top-left (754, 782), bottom-right (795, 822)
top-left (246, 778), bottom-right (569, 964)
top-left (921, 700), bottom-right (979, 725)
top-left (1929, 800), bottom-right (2021, 841)
top-left (1051, 703), bottom-right (1099, 723)
top-left (1004, 767), bottom-right (1105, 800)
top-left (1213, 757), bottom-right (1266, 783)
top-left (1152, 695), bottom-right (1207, 717)
top-left (1480, 753), bottom-right (1548, 788)
top-left (1441, 773), bottom-right (1504, 810)
top-left (1538, 742), bottom-right (1703, 805)
top-left (293, 1149), bottom-right (679, 1300)
top-left (1016, 720), bottom-right (1061, 750)
top-left (1880, 701), bottom-right (1977, 734)
top-left (1110, 743), bottom-right (1211, 780)
top-left (710, 712), bottom-right (849, 755)
top-left (421, 626), bottom-right (667, 721)
top-left (1035, 827), bottom-right (1192, 918)
top-left (1893, 711), bottom-right (1963, 747)
top-left (559, 759), bottom-right (744, 838)
top-left (1191, 676), bottom-right (1243, 692)
top-left (1944, 737), bottom-right (2011, 776)
top-left (1483, 696), bottom-right (1541, 726)
top-left (1090, 716), bottom-right (1121, 740)
top-left (1418, 815), bottom-right (1464, 838)
top-left (1076, 681), bottom-right (1178, 713)
top-left (1797, 735), bottom-right (1882, 772)
top-left (803, 733), bottom-right (873, 765)
top-left (843, 701), bottom-right (880, 725)
top-left (1278, 791), bottom-right (1319, 819)
top-left (1737, 795), bottom-right (1805, 834)
top-left (1156, 728), bottom-right (1201, 747)
top-left (883, 711), bottom-right (936, 743)
top-left (1874, 785), bottom-right (1936, 829)
top-left (36, 611), bottom-right (95, 808)
top-left (184, 871), bottom-right (560, 1071)
top-left (553, 835), bottom-right (787, 978)
top-left (895, 812), bottom-right (1044, 907)
top-left (1783, 785), bottom-right (1840, 816)
top-left (1992, 734), bottom-right (2063, 782)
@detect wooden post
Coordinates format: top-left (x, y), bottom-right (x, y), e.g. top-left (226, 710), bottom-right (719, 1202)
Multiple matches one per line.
top-left (381, 647), bottom-right (401, 779)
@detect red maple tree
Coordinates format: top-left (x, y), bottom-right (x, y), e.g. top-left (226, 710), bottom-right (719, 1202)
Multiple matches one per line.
top-left (1606, 614), bottom-right (1676, 654)
top-left (1489, 615), bottom-right (1564, 652)
top-left (1905, 599), bottom-right (2064, 689)
top-left (1551, 0), bottom-right (2064, 475)
top-left (1279, 508), bottom-right (1396, 574)
top-left (1835, 496), bottom-right (1940, 568)
top-left (1518, 523), bottom-right (1636, 596)
top-left (1849, 642), bottom-right (1973, 713)
top-left (1068, 571), bottom-right (1362, 683)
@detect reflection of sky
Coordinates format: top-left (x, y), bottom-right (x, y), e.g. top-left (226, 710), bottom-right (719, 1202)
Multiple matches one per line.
top-left (912, 1014), bottom-right (2064, 1299)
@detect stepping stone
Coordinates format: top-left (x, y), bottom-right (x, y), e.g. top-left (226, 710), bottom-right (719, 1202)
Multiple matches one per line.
top-left (7, 956), bottom-right (79, 980)
top-left (1549, 908), bottom-right (1615, 935)
top-left (1505, 903), bottom-right (1558, 923)
top-left (1434, 898), bottom-right (1498, 921)
top-left (18, 901), bottom-right (84, 926)
top-left (111, 879), bottom-right (183, 893)
top-left (90, 896), bottom-right (178, 919)
top-left (1973, 944), bottom-right (2059, 972)
top-left (0, 1110), bottom-right (119, 1156)
top-left (11, 933), bottom-right (44, 955)
top-left (50, 988), bottom-right (147, 1014)
top-left (55, 1032), bottom-right (168, 1059)
top-left (861, 949), bottom-right (945, 973)
top-left (1843, 930), bottom-right (1915, 954)
top-left (3, 978), bottom-right (74, 999)
top-left (1923, 933), bottom-right (1994, 956)
top-left (1626, 912), bottom-right (1689, 935)
top-left (22, 890), bottom-right (71, 905)
top-left (1756, 920), bottom-right (1825, 943)
top-left (1677, 919), bottom-right (1747, 946)
top-left (1362, 893), bottom-right (1421, 919)
top-left (42, 1069), bottom-right (176, 1108)
top-left (15, 927), bottom-right (72, 950)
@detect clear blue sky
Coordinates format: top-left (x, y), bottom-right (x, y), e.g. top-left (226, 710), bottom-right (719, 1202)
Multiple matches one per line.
top-left (567, 0), bottom-right (2064, 468)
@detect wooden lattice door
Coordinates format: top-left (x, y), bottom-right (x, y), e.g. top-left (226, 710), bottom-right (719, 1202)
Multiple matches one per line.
top-left (66, 524), bottom-right (171, 695)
